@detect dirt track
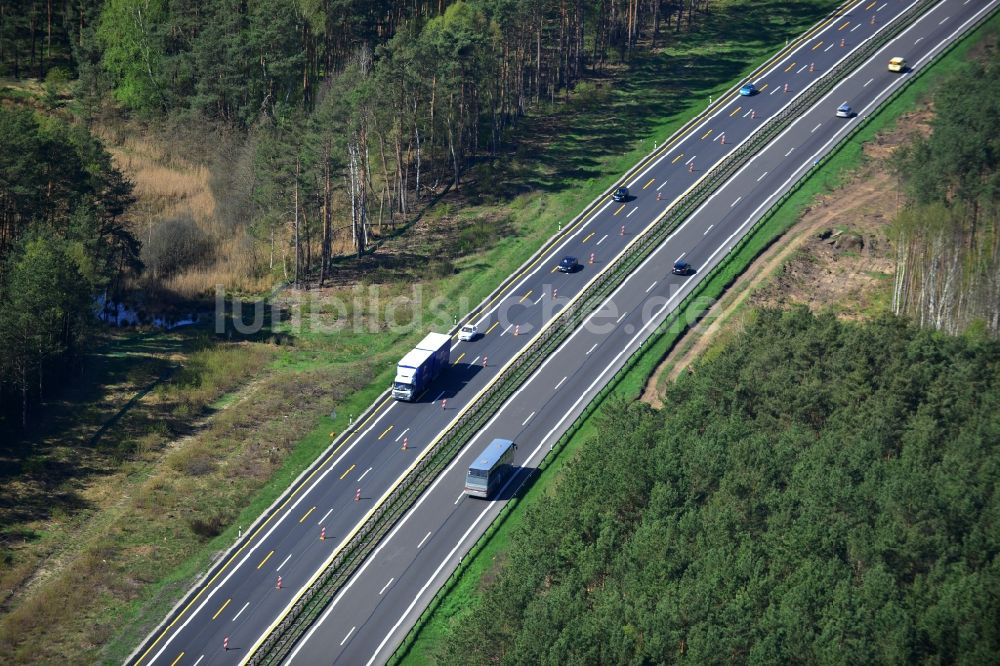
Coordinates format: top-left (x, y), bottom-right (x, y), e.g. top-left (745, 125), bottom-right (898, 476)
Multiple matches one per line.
top-left (641, 108), bottom-right (933, 408)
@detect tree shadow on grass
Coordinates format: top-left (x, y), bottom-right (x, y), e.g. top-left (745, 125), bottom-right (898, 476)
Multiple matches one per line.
top-left (466, 0), bottom-right (837, 201)
top-left (0, 309), bottom-right (289, 540)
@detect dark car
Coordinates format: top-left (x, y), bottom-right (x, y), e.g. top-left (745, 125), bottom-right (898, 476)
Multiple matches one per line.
top-left (558, 256), bottom-right (579, 273)
top-left (612, 186), bottom-right (629, 202)
top-left (671, 260), bottom-right (694, 276)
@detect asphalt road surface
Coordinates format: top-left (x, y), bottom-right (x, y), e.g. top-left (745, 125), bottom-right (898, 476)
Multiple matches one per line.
top-left (129, 1), bottom-right (996, 665)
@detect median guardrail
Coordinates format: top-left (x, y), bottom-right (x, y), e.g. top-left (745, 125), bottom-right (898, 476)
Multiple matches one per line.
top-left (391, 2), bottom-right (1000, 662)
top-left (248, 0), bottom-right (942, 662)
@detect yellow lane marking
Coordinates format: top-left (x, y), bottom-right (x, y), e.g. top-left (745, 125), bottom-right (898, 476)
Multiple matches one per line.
top-left (299, 507), bottom-right (315, 523)
top-left (812, 40), bottom-right (823, 50)
top-left (701, 129), bottom-right (713, 139)
top-left (454, 352), bottom-right (465, 365)
top-left (518, 290), bottom-right (532, 303)
top-left (212, 598), bottom-right (231, 621)
top-left (785, 61), bottom-right (796, 72)
top-left (339, 464), bottom-right (356, 480)
top-left (671, 153), bottom-right (684, 164)
top-left (169, 653), bottom-right (184, 666)
top-left (642, 178), bottom-right (655, 189)
top-left (257, 550), bottom-right (274, 569)
top-left (133, 396), bottom-right (392, 666)
top-left (729, 106), bottom-right (741, 117)
top-left (759, 83), bottom-right (768, 91)
top-left (865, 1), bottom-right (876, 9)
top-left (378, 425), bottom-right (393, 440)
top-left (134, 393), bottom-right (394, 664)
top-left (485, 321), bottom-right (499, 335)
top-left (838, 20), bottom-right (850, 30)
top-left (582, 232), bottom-right (596, 243)
top-left (137, 9), bottom-right (849, 664)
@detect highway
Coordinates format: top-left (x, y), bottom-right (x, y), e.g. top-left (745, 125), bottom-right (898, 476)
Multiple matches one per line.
top-left (129, 1), bottom-right (996, 664)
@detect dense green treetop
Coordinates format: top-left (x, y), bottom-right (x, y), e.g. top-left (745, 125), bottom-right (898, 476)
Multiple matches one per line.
top-left (0, 106), bottom-right (140, 430)
top-left (444, 309), bottom-right (1000, 664)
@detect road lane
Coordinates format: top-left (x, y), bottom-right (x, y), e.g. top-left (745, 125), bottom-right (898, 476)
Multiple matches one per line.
top-left (281, 1), bottom-right (998, 664)
top-left (129, 1), bottom-right (958, 663)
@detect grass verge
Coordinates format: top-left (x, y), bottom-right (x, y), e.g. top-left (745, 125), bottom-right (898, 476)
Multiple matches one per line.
top-left (393, 9), bottom-right (1000, 663)
top-left (1, 1), bottom-right (847, 663)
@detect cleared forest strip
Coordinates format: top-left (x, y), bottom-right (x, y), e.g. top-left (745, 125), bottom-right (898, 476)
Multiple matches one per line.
top-left (252, 4), bottom-right (939, 660)
top-left (393, 9), bottom-right (1000, 663)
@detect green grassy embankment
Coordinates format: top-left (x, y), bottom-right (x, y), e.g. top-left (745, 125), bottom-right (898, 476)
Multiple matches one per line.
top-left (0, 1), bottom-right (845, 663)
top-left (392, 9), bottom-right (1000, 664)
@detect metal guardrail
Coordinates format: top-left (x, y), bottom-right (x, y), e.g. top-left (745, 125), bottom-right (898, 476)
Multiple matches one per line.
top-left (390, 3), bottom-right (1000, 663)
top-left (248, 1), bottom-right (941, 662)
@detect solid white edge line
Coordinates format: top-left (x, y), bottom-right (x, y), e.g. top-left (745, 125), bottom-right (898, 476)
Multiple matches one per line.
top-left (473, 198), bottom-right (615, 328)
top-left (351, 4), bottom-right (989, 663)
top-left (250, 2), bottom-right (978, 663)
top-left (144, 398), bottom-right (398, 664)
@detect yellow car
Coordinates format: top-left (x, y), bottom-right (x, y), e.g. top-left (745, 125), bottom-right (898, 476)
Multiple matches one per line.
top-left (888, 57), bottom-right (907, 73)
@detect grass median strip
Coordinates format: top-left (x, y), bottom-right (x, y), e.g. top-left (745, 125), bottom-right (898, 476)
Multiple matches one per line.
top-left (261, 3), bottom-right (947, 659)
top-left (1, 3), bottom-right (855, 665)
top-left (391, 7), bottom-right (1000, 664)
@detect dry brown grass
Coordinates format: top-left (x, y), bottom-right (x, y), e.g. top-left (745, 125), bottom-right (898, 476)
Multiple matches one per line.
top-left (0, 352), bottom-right (379, 663)
top-left (103, 131), bottom-right (215, 222)
top-left (96, 127), bottom-right (278, 296)
top-left (0, 340), bottom-right (283, 664)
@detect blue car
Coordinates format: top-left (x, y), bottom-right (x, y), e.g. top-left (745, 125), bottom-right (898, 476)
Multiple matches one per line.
top-left (739, 83), bottom-right (757, 96)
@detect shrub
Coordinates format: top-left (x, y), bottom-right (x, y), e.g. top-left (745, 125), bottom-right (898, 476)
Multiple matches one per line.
top-left (143, 215), bottom-right (212, 279)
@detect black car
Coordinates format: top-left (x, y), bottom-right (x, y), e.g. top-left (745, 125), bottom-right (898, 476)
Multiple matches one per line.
top-left (558, 256), bottom-right (579, 273)
top-left (672, 260), bottom-right (694, 276)
top-left (612, 186), bottom-right (629, 202)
